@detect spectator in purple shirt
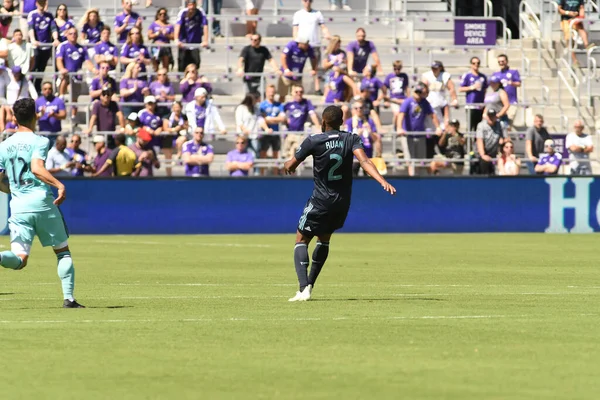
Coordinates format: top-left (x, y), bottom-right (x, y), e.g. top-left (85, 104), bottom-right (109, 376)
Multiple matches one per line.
top-left (397, 82), bottom-right (441, 176)
top-left (346, 28), bottom-right (381, 78)
top-left (383, 60), bottom-right (409, 128)
top-left (279, 35), bottom-right (317, 101)
top-left (496, 54), bottom-right (521, 128)
top-left (179, 63), bottom-right (212, 102)
top-left (114, 0), bottom-right (142, 44)
top-left (20, 0), bottom-right (38, 35)
top-left (361, 64), bottom-right (385, 108)
top-left (120, 61), bottom-right (149, 116)
top-left (282, 84), bottom-right (320, 159)
top-left (149, 67), bottom-right (175, 117)
top-left (137, 95), bottom-right (163, 147)
top-left (79, 8), bottom-right (104, 45)
top-left (324, 64), bottom-right (358, 120)
top-left (51, 4), bottom-right (74, 45)
top-left (535, 139), bottom-right (562, 175)
top-left (182, 127), bottom-right (214, 177)
top-left (130, 128), bottom-right (160, 177)
top-left (93, 26), bottom-right (118, 70)
top-left (120, 27), bottom-right (151, 73)
top-left (346, 100), bottom-right (380, 171)
top-left (459, 56), bottom-right (488, 132)
top-left (322, 35), bottom-right (346, 80)
top-left (226, 135), bottom-right (255, 177)
top-left (148, 8), bottom-right (174, 71)
top-left (28, 0), bottom-right (54, 92)
top-left (65, 133), bottom-right (91, 176)
top-left (174, 0), bottom-right (208, 72)
top-left (56, 27), bottom-right (97, 120)
top-left (89, 61), bottom-right (118, 102)
top-left (91, 134), bottom-right (113, 176)
top-left (36, 81), bottom-right (67, 140)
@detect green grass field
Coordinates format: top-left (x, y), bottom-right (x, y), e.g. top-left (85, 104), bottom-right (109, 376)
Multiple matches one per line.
top-left (0, 233), bottom-right (599, 399)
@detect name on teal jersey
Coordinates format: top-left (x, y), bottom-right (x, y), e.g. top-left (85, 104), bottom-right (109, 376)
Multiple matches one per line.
top-left (6, 143), bottom-right (33, 154)
top-left (325, 140), bottom-right (343, 150)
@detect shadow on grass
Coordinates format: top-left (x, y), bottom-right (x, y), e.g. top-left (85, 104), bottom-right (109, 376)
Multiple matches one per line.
top-left (87, 305), bottom-right (133, 309)
top-left (311, 297), bottom-right (446, 302)
top-left (0, 292), bottom-right (15, 295)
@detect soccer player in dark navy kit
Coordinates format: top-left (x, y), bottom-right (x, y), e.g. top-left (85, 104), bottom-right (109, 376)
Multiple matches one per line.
top-left (284, 106), bottom-right (396, 302)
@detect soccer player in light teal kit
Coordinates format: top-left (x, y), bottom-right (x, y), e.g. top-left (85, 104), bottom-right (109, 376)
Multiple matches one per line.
top-left (0, 98), bottom-right (84, 308)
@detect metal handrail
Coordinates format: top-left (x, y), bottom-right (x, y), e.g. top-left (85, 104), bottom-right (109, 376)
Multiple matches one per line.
top-left (557, 70), bottom-right (580, 107)
top-left (484, 0), bottom-right (493, 17)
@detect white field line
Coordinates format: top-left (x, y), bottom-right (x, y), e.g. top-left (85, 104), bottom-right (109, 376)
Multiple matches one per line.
top-left (93, 240), bottom-right (272, 248)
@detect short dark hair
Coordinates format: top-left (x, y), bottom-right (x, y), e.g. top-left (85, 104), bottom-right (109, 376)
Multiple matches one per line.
top-left (13, 29), bottom-right (21, 35)
top-left (13, 98), bottom-right (35, 126)
top-left (497, 54), bottom-right (508, 61)
top-left (101, 26), bottom-right (111, 34)
top-left (322, 105), bottom-right (343, 130)
top-left (115, 133), bottom-right (126, 145)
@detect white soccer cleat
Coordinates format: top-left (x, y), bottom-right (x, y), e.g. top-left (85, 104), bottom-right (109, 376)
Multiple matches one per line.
top-left (289, 291), bottom-right (306, 302)
top-left (288, 285), bottom-right (313, 302)
top-left (342, 5), bottom-right (352, 10)
top-left (330, 4), bottom-right (338, 10)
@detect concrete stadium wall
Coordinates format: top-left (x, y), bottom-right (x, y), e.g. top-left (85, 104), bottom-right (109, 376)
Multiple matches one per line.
top-left (0, 177), bottom-right (598, 234)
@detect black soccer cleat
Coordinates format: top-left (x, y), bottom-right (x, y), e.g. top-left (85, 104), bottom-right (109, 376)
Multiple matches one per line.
top-left (63, 299), bottom-right (85, 308)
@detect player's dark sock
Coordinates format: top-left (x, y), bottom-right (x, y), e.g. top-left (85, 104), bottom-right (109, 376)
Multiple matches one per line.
top-left (0, 251), bottom-right (23, 270)
top-left (308, 241), bottom-right (329, 287)
top-left (294, 243), bottom-right (310, 291)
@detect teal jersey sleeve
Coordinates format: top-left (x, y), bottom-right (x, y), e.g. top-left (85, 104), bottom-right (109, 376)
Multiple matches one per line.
top-left (32, 136), bottom-right (50, 161)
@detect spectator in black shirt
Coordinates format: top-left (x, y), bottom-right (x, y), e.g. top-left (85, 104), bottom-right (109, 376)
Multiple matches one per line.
top-left (559, 0), bottom-right (594, 65)
top-left (237, 33), bottom-right (280, 94)
top-left (430, 119), bottom-right (465, 175)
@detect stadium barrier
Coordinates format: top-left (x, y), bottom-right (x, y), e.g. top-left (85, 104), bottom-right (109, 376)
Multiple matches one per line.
top-left (0, 176), bottom-right (597, 235)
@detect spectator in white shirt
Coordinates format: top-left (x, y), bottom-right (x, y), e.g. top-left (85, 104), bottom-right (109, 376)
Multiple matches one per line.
top-left (421, 61), bottom-right (457, 129)
top-left (6, 29), bottom-right (34, 74)
top-left (184, 87), bottom-right (226, 134)
top-left (566, 120), bottom-right (594, 175)
top-left (46, 136), bottom-right (75, 177)
top-left (6, 66), bottom-right (37, 106)
top-left (292, 0), bottom-right (330, 96)
top-left (235, 93), bottom-right (271, 157)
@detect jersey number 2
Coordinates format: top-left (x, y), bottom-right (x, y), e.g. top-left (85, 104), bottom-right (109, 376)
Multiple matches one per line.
top-left (8, 157), bottom-right (29, 187)
top-left (328, 154), bottom-right (342, 181)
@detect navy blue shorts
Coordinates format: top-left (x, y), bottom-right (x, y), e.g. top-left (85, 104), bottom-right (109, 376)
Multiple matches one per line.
top-left (297, 199), bottom-right (349, 237)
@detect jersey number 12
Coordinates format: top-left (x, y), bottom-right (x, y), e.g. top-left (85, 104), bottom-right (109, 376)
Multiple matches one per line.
top-left (328, 154), bottom-right (342, 181)
top-left (8, 157), bottom-right (29, 187)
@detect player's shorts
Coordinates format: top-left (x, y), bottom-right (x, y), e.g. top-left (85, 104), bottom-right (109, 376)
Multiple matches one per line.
top-left (297, 199), bottom-right (349, 237)
top-left (8, 208), bottom-right (69, 255)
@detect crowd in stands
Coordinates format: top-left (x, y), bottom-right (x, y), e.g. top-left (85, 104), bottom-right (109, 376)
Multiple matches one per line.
top-left (0, 0), bottom-right (593, 177)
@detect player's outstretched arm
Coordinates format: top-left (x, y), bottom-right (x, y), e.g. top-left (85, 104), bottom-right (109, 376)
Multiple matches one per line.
top-left (353, 148), bottom-right (396, 195)
top-left (284, 157), bottom-right (301, 175)
top-left (31, 159), bottom-right (66, 205)
top-left (0, 171), bottom-right (10, 194)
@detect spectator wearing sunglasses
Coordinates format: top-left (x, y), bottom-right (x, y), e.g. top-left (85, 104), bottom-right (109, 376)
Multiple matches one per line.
top-left (114, 0), bottom-right (142, 44)
top-left (66, 133), bottom-right (91, 176)
top-left (459, 56), bottom-right (487, 132)
top-left (148, 8), bottom-right (174, 71)
top-left (535, 139), bottom-right (562, 175)
top-left (149, 67), bottom-right (175, 117)
top-left (497, 140), bottom-right (520, 176)
top-left (226, 136), bottom-right (255, 177)
top-left (237, 33), bottom-right (280, 95)
top-left (51, 3), bottom-right (74, 45)
top-left (383, 60), bottom-right (409, 128)
top-left (89, 61), bottom-right (118, 102)
top-left (120, 26), bottom-right (151, 73)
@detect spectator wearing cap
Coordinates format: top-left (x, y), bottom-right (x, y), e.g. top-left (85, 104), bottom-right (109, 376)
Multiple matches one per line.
top-left (7, 29), bottom-right (34, 74)
top-left (279, 34), bottom-right (317, 101)
top-left (459, 56), bottom-right (488, 132)
top-left (56, 26), bottom-right (98, 121)
top-left (89, 61), bottom-right (118, 102)
top-left (124, 112), bottom-right (139, 146)
top-left (184, 87), bottom-right (226, 134)
top-left (93, 26), bottom-right (118, 70)
top-left (535, 139), bottom-right (562, 175)
top-left (497, 141), bottom-right (521, 176)
top-left (163, 101), bottom-right (188, 168)
top-left (566, 120), bottom-right (593, 175)
top-left (6, 66), bottom-right (37, 106)
top-left (430, 119), bottom-right (465, 175)
top-left (90, 134), bottom-right (113, 177)
top-left (346, 28), bottom-right (381, 78)
top-left (119, 26), bottom-right (151, 73)
top-left (46, 136), bottom-right (75, 177)
top-left (495, 54), bottom-right (521, 129)
top-left (149, 68), bottom-right (175, 117)
top-left (397, 82), bottom-right (441, 176)
top-left (421, 61), bottom-right (457, 129)
top-left (94, 133), bottom-right (141, 177)
top-left (383, 60), bottom-right (409, 127)
top-left (174, 0), bottom-right (208, 72)
top-left (36, 81), bottom-right (66, 142)
top-left (292, 0), bottom-right (331, 96)
top-left (129, 128), bottom-right (160, 177)
top-left (28, 0), bottom-right (54, 93)
top-left (237, 33), bottom-right (280, 95)
top-left (114, 0), bottom-right (142, 44)
top-left (180, 63), bottom-right (212, 103)
top-left (475, 109), bottom-right (506, 175)
top-left (226, 135), bottom-right (255, 177)
top-left (525, 114), bottom-right (550, 173)
top-left (182, 127), bottom-right (214, 177)
top-left (483, 73), bottom-right (510, 130)
top-left (66, 133), bottom-right (91, 176)
top-left (119, 61), bottom-right (150, 117)
top-left (138, 95), bottom-right (164, 147)
top-left (85, 88), bottom-right (124, 149)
